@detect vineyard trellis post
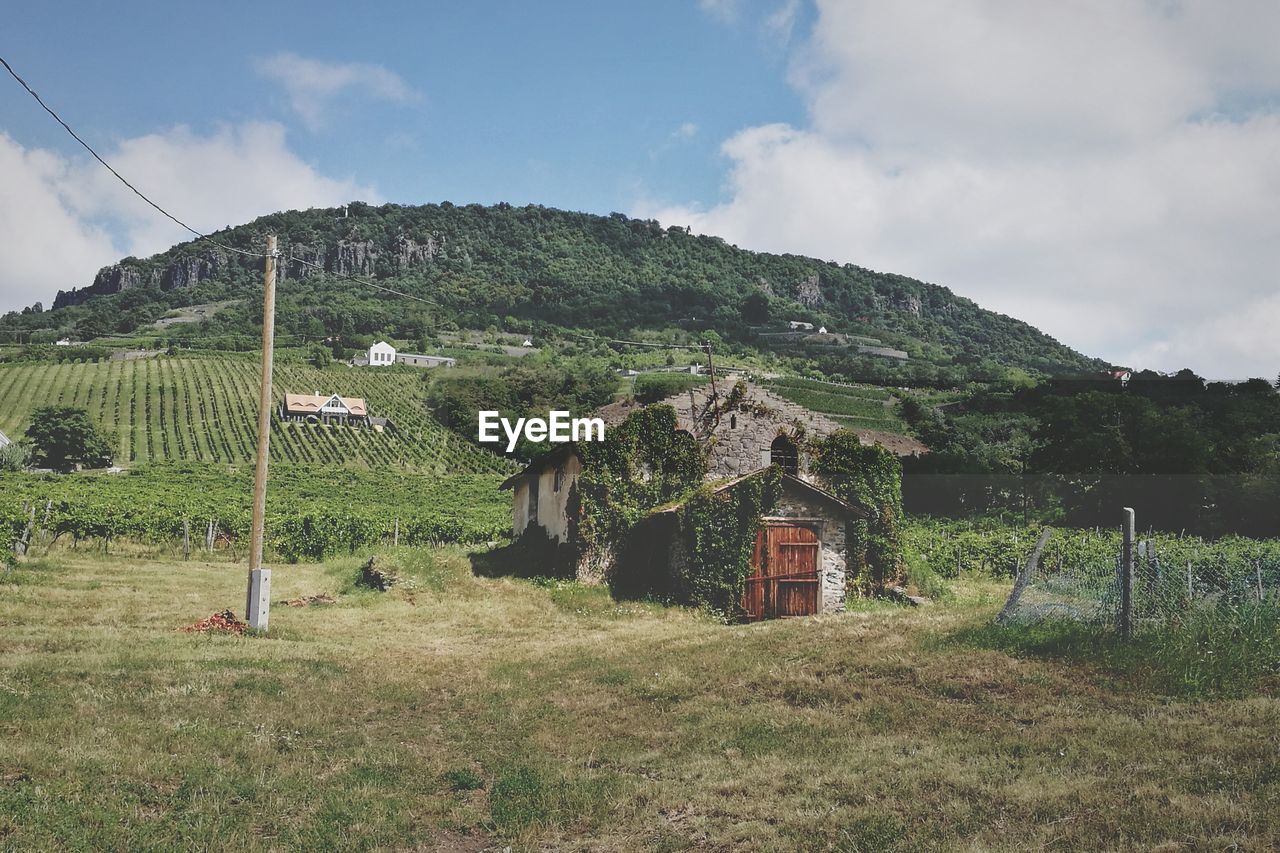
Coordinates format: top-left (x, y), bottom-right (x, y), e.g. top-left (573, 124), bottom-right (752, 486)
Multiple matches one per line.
top-left (245, 234), bottom-right (277, 632)
top-left (182, 519), bottom-right (190, 561)
top-left (1120, 507), bottom-right (1135, 639)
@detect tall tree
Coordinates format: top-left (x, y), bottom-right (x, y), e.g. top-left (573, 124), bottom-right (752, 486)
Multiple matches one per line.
top-left (24, 407), bottom-right (113, 471)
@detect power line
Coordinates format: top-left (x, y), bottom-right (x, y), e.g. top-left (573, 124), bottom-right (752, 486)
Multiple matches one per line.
top-left (0, 53), bottom-right (437, 307)
top-left (0, 53), bottom-right (261, 262)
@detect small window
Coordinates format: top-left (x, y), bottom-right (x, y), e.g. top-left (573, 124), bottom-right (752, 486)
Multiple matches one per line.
top-left (528, 475), bottom-right (540, 524)
top-left (730, 414), bottom-right (737, 429)
top-left (770, 435), bottom-right (799, 477)
top-left (553, 465), bottom-right (565, 493)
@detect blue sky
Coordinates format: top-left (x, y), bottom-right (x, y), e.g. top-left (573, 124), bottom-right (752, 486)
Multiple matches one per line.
top-left (3, 0), bottom-right (802, 223)
top-left (3, 1), bottom-right (1280, 378)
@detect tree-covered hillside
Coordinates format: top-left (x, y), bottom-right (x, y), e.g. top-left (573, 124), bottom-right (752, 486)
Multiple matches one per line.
top-left (0, 202), bottom-right (1105, 384)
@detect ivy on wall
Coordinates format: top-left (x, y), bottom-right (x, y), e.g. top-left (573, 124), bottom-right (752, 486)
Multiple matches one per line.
top-left (812, 430), bottom-right (904, 593)
top-left (671, 466), bottom-right (783, 618)
top-left (570, 405), bottom-right (705, 576)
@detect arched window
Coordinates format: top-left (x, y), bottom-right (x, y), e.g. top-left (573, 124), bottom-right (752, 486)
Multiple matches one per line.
top-left (770, 435), bottom-right (799, 477)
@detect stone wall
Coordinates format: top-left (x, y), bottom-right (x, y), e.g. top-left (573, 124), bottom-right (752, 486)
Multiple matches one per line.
top-left (765, 486), bottom-right (849, 614)
top-left (615, 382), bottom-right (845, 484)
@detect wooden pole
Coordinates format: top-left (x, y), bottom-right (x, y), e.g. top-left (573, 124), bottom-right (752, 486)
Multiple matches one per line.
top-left (1120, 507), bottom-right (1135, 639)
top-left (182, 519), bottom-right (191, 561)
top-left (246, 235), bottom-right (277, 631)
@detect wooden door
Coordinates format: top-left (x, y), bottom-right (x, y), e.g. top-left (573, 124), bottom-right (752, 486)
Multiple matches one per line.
top-left (742, 523), bottom-right (820, 620)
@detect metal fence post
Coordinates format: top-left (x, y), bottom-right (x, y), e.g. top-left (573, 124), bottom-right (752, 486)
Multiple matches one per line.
top-left (1120, 507), bottom-right (1135, 639)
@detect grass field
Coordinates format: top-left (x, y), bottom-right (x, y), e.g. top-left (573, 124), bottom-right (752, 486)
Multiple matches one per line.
top-left (2, 551), bottom-right (1277, 849)
top-left (0, 355), bottom-right (510, 474)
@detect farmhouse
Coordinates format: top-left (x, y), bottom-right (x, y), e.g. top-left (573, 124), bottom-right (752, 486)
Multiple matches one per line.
top-left (499, 380), bottom-right (903, 615)
top-left (368, 341), bottom-right (396, 366)
top-left (396, 353), bottom-right (456, 368)
top-left (280, 392), bottom-right (370, 426)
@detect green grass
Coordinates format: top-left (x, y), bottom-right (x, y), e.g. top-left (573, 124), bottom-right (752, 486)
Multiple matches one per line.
top-left (0, 354), bottom-right (512, 474)
top-left (1, 554), bottom-right (1277, 849)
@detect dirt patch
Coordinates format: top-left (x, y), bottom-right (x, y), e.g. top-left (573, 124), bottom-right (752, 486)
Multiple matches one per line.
top-left (180, 610), bottom-right (246, 635)
top-left (281, 593), bottom-right (337, 607)
top-left (357, 556), bottom-right (399, 591)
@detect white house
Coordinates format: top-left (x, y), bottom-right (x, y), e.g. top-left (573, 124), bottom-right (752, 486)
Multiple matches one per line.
top-left (788, 321), bottom-right (814, 331)
top-left (280, 392), bottom-right (370, 425)
top-left (0, 429), bottom-right (10, 448)
top-left (55, 338), bottom-right (72, 347)
top-left (368, 341), bottom-right (397, 367)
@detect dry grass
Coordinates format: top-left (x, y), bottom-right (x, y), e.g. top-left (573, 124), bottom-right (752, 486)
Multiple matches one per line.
top-left (1, 551), bottom-right (1277, 850)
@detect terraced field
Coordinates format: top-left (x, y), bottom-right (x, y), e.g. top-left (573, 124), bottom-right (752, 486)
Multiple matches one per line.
top-left (764, 376), bottom-right (909, 433)
top-left (0, 356), bottom-right (512, 474)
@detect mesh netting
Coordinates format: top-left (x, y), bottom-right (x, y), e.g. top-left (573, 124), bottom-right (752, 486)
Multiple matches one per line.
top-left (998, 527), bottom-right (1280, 631)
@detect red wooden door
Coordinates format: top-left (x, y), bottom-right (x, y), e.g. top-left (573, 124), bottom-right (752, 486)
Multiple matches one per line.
top-left (742, 524), bottom-right (820, 619)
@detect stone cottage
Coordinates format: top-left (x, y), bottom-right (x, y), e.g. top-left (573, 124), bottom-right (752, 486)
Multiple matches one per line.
top-left (625, 472), bottom-right (867, 618)
top-left (499, 380), bottom-right (896, 617)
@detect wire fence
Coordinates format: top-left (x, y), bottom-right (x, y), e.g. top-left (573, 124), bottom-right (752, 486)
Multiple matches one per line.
top-left (997, 515), bottom-right (1280, 634)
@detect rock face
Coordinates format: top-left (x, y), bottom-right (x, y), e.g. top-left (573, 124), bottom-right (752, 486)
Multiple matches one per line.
top-left (895, 295), bottom-right (923, 317)
top-left (332, 240), bottom-right (379, 276)
top-left (54, 263), bottom-right (157, 309)
top-left (160, 251), bottom-right (230, 291)
top-left (795, 273), bottom-right (823, 307)
top-left (50, 229), bottom-right (447, 308)
top-left (394, 233), bottom-right (441, 269)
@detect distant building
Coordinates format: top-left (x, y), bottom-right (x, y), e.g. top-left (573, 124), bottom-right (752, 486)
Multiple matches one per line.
top-left (396, 353), bottom-right (456, 369)
top-left (368, 341), bottom-right (396, 366)
top-left (788, 321), bottom-right (814, 331)
top-left (0, 429), bottom-right (10, 448)
top-left (818, 326), bottom-right (828, 334)
top-left (280, 393), bottom-right (369, 425)
top-left (55, 338), bottom-right (72, 347)
top-left (522, 338), bottom-right (533, 347)
top-left (1110, 369), bottom-right (1133, 387)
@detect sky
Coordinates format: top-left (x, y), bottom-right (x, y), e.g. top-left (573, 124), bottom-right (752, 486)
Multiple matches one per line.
top-left (2, 0), bottom-right (1278, 378)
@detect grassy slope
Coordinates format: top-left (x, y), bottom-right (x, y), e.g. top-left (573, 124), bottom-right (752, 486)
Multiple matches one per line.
top-left (2, 552), bottom-right (1277, 849)
top-left (0, 355), bottom-right (511, 474)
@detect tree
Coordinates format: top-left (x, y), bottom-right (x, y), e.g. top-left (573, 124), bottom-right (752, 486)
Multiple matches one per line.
top-left (0, 441), bottom-right (33, 472)
top-left (24, 407), bottom-right (113, 471)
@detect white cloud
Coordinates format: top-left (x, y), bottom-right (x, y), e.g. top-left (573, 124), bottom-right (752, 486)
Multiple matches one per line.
top-left (255, 52), bottom-right (417, 130)
top-left (643, 0), bottom-right (1280, 378)
top-left (0, 122), bottom-right (377, 314)
top-left (0, 133), bottom-right (118, 312)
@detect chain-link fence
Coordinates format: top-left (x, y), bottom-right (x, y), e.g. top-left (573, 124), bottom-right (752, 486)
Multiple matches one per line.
top-left (997, 512), bottom-right (1280, 634)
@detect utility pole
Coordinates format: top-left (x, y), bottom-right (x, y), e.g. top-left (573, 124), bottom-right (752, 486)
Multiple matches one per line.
top-left (246, 234), bottom-right (277, 631)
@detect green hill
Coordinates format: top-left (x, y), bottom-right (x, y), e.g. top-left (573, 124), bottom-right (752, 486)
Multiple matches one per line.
top-left (1, 202), bottom-right (1105, 384)
top-left (0, 355), bottom-right (512, 474)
